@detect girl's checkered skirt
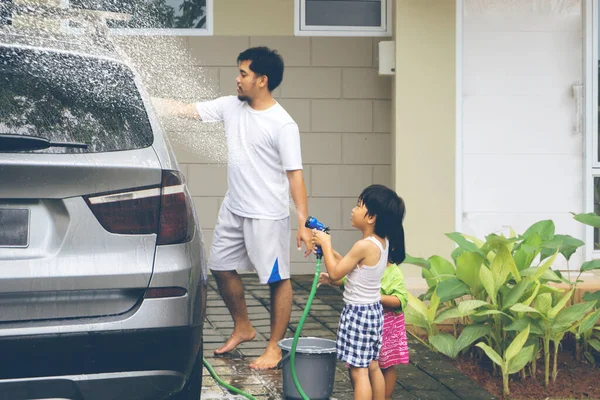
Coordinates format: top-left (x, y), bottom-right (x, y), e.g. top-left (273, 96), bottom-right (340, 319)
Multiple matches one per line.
top-left (337, 302), bottom-right (383, 368)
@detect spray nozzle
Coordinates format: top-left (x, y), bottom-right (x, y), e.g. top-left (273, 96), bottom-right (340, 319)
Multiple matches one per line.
top-left (305, 216), bottom-right (330, 259)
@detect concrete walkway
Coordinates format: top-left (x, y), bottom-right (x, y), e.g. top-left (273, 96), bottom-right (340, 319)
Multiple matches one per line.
top-left (201, 275), bottom-right (496, 400)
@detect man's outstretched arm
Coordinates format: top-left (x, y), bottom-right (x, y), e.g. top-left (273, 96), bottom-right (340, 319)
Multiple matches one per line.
top-left (151, 98), bottom-right (201, 120)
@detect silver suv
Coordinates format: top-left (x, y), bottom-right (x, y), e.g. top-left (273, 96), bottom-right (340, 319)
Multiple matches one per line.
top-left (0, 33), bottom-right (207, 400)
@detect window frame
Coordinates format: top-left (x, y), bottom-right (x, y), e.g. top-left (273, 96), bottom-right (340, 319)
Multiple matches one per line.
top-left (585, 0), bottom-right (599, 259)
top-left (60, 0), bottom-right (213, 36)
top-left (294, 0), bottom-right (392, 37)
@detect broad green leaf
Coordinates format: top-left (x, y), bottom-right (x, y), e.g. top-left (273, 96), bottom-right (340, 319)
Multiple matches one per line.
top-left (458, 300), bottom-right (490, 314)
top-left (548, 288), bottom-right (574, 319)
top-left (522, 220), bottom-right (555, 241)
top-left (574, 310), bottom-right (600, 335)
top-left (508, 227), bottom-right (517, 252)
top-left (534, 293), bottom-right (553, 315)
top-left (580, 260), bottom-right (600, 273)
top-left (489, 244), bottom-right (519, 287)
top-left (434, 306), bottom-right (462, 324)
top-left (540, 234), bottom-right (584, 262)
top-left (426, 291), bottom-right (441, 323)
top-left (537, 284), bottom-right (565, 295)
top-left (531, 251), bottom-right (559, 282)
top-left (504, 317), bottom-right (544, 336)
top-left (506, 324), bottom-right (531, 362)
top-left (463, 234), bottom-right (485, 248)
top-left (572, 212), bottom-right (600, 228)
top-left (498, 284), bottom-right (512, 303)
top-left (446, 232), bottom-right (485, 257)
top-left (403, 254), bottom-right (430, 269)
top-left (436, 277), bottom-right (470, 302)
top-left (429, 333), bottom-right (457, 358)
top-left (584, 351), bottom-right (596, 364)
top-left (554, 301), bottom-right (597, 328)
top-left (510, 304), bottom-right (540, 314)
top-left (507, 345), bottom-right (535, 374)
top-left (484, 234), bottom-right (518, 247)
top-left (451, 247), bottom-right (465, 264)
top-left (582, 290), bottom-right (600, 303)
top-left (404, 306), bottom-right (428, 329)
top-left (588, 338), bottom-right (600, 352)
top-left (514, 234), bottom-right (542, 271)
top-left (479, 266), bottom-right (496, 305)
top-left (474, 309), bottom-right (512, 319)
top-left (419, 285), bottom-right (435, 301)
top-left (434, 300), bottom-right (489, 323)
top-left (454, 325), bottom-right (491, 355)
top-left (406, 291), bottom-right (428, 318)
top-left (422, 256), bottom-right (455, 287)
top-left (502, 279), bottom-right (534, 310)
top-left (522, 281), bottom-right (541, 306)
top-left (476, 343), bottom-right (503, 367)
top-left (456, 252), bottom-right (484, 290)
top-left (537, 269), bottom-right (563, 283)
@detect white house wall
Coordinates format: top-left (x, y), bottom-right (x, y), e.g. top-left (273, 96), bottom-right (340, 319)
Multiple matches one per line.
top-left (462, 0), bottom-right (585, 268)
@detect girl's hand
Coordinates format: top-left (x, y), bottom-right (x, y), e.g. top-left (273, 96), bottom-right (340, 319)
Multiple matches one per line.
top-left (318, 272), bottom-right (332, 287)
top-left (311, 229), bottom-right (331, 248)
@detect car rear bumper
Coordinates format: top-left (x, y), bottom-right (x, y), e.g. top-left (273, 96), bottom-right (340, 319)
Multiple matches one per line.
top-left (0, 325), bottom-right (202, 400)
top-left (0, 370), bottom-right (185, 400)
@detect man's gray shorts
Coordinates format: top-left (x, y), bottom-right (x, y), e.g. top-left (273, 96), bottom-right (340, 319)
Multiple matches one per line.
top-left (208, 203), bottom-right (291, 284)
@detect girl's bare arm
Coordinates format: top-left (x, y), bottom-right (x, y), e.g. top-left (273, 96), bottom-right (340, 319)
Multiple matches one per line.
top-left (381, 294), bottom-right (402, 310)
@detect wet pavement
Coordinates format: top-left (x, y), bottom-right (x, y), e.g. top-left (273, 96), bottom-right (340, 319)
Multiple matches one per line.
top-left (201, 275), bottom-right (496, 400)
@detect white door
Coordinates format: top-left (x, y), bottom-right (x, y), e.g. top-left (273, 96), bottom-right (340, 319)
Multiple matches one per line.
top-left (461, 0), bottom-right (584, 269)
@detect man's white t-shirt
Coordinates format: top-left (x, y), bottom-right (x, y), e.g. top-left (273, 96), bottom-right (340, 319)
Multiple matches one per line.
top-left (196, 96), bottom-right (302, 220)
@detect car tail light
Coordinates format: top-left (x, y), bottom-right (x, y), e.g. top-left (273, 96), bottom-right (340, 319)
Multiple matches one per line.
top-left (84, 186), bottom-right (161, 235)
top-left (157, 170), bottom-right (195, 245)
top-left (85, 170), bottom-right (195, 244)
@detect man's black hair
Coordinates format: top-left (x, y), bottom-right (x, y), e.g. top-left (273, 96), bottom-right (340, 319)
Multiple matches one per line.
top-left (237, 47), bottom-right (284, 92)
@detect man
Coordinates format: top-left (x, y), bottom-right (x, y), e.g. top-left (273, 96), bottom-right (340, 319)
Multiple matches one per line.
top-left (153, 47), bottom-right (312, 369)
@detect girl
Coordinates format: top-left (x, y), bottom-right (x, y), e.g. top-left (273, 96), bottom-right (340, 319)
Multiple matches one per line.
top-left (320, 261), bottom-right (410, 400)
top-left (311, 184), bottom-right (406, 400)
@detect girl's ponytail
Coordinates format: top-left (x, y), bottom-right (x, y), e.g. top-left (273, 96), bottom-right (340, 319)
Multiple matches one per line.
top-left (386, 195), bottom-right (406, 264)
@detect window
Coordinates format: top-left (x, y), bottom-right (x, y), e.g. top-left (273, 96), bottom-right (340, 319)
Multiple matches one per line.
top-left (0, 46), bottom-right (153, 153)
top-left (295, 0), bottom-right (391, 36)
top-left (61, 0), bottom-right (212, 36)
top-left (0, 1), bottom-right (12, 26)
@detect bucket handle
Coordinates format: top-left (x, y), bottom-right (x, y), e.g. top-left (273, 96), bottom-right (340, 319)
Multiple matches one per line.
top-left (276, 352), bottom-right (291, 369)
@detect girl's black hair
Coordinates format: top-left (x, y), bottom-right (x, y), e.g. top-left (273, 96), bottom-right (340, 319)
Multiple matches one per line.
top-left (358, 184), bottom-right (406, 264)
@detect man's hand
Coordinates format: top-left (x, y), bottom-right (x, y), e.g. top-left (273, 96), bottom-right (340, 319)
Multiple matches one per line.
top-left (151, 97), bottom-right (200, 120)
top-left (297, 225), bottom-right (312, 257)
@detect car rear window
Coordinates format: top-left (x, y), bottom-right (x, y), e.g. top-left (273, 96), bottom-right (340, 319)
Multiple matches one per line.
top-left (0, 46), bottom-right (153, 153)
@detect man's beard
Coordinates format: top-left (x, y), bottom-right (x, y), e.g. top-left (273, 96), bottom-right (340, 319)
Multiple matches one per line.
top-left (237, 94), bottom-right (250, 102)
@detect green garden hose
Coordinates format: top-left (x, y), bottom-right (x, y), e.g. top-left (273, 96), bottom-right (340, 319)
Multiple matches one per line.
top-left (289, 258), bottom-right (321, 400)
top-left (202, 356), bottom-right (258, 400)
top-left (202, 258), bottom-right (322, 400)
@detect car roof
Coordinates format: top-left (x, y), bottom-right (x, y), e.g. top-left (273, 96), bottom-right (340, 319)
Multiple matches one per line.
top-left (0, 32), bottom-right (124, 64)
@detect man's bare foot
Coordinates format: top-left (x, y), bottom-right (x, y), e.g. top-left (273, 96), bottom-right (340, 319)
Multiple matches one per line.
top-left (249, 346), bottom-right (282, 370)
top-left (214, 329), bottom-right (256, 355)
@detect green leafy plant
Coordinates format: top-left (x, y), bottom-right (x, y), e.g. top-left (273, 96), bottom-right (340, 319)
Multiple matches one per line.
top-left (476, 325), bottom-right (535, 396)
top-left (404, 218), bottom-right (599, 392)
